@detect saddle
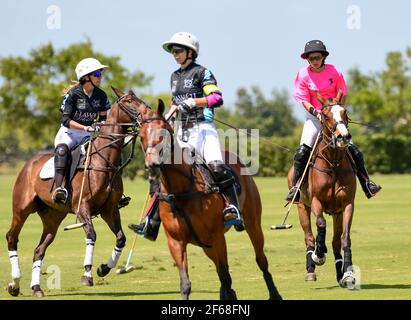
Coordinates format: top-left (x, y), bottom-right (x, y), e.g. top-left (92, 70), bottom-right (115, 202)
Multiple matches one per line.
top-left (39, 137), bottom-right (90, 181)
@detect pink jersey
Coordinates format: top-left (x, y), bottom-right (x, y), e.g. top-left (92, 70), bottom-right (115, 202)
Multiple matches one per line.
top-left (294, 64), bottom-right (347, 110)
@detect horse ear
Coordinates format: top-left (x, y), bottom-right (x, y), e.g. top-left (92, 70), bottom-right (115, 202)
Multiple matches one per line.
top-left (112, 86), bottom-right (125, 98)
top-left (315, 91), bottom-right (326, 105)
top-left (157, 99), bottom-right (165, 116)
top-left (128, 89), bottom-right (135, 96)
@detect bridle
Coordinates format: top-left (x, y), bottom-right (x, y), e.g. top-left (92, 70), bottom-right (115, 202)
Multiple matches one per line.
top-left (320, 103), bottom-right (349, 139)
top-left (314, 103), bottom-right (351, 169)
top-left (116, 94), bottom-right (146, 126)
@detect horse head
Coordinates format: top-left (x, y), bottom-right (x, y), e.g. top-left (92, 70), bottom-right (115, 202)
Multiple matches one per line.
top-left (138, 99), bottom-right (174, 176)
top-left (111, 87), bottom-right (149, 127)
top-left (316, 91), bottom-right (351, 149)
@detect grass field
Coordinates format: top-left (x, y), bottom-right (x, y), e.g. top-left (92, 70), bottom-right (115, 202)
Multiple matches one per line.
top-left (0, 169), bottom-right (410, 300)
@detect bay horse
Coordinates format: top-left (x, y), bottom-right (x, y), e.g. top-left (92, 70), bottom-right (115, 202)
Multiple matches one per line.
top-left (288, 94), bottom-right (357, 288)
top-left (5, 87), bottom-right (147, 297)
top-left (135, 99), bottom-right (282, 300)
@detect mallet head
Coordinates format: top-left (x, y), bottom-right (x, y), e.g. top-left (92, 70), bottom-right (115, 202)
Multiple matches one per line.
top-left (270, 224), bottom-right (293, 230)
top-left (116, 265), bottom-right (135, 275)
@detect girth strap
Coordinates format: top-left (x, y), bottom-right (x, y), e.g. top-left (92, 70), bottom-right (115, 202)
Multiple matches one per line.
top-left (156, 188), bottom-right (220, 249)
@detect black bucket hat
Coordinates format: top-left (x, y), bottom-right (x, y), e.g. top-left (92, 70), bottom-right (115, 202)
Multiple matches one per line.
top-left (300, 40), bottom-right (329, 59)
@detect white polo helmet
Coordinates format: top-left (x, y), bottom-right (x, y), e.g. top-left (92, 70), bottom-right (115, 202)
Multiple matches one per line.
top-left (75, 58), bottom-right (109, 80)
top-left (162, 32), bottom-right (200, 56)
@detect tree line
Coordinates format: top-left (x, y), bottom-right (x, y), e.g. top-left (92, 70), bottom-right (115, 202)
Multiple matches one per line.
top-left (1, 41), bottom-right (410, 177)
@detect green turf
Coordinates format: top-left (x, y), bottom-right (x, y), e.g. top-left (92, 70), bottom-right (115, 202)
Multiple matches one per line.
top-left (0, 171), bottom-right (410, 300)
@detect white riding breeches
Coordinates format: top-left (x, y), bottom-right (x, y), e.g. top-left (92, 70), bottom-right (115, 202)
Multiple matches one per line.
top-left (300, 113), bottom-right (321, 148)
top-left (300, 112), bottom-right (354, 148)
top-left (176, 121), bottom-right (223, 164)
top-left (54, 126), bottom-right (90, 149)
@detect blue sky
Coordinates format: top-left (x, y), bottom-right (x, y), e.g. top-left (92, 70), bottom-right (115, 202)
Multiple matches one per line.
top-left (1, 0), bottom-right (410, 119)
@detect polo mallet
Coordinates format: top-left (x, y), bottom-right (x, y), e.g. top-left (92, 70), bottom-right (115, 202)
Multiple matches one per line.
top-left (271, 131), bottom-right (321, 230)
top-left (63, 138), bottom-right (93, 231)
top-left (116, 191), bottom-right (150, 275)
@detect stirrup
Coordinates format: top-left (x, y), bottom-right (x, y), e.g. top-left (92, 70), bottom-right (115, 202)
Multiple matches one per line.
top-left (128, 221), bottom-right (147, 235)
top-left (52, 187), bottom-right (68, 203)
top-left (223, 205), bottom-right (242, 226)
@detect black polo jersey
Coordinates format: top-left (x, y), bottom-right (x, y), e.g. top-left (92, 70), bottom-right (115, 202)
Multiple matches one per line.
top-left (171, 62), bottom-right (218, 101)
top-left (60, 86), bottom-right (111, 127)
top-left (170, 62), bottom-right (219, 122)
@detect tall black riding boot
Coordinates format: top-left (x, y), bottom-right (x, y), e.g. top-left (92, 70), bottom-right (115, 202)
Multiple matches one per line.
top-left (285, 144), bottom-right (312, 202)
top-left (209, 161), bottom-right (244, 232)
top-left (348, 144), bottom-right (381, 199)
top-left (52, 144), bottom-right (70, 204)
top-left (128, 178), bottom-right (161, 241)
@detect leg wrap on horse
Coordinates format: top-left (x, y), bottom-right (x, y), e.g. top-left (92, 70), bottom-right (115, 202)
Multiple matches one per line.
top-left (306, 246), bottom-right (316, 273)
top-left (316, 227), bottom-right (327, 256)
top-left (334, 252), bottom-right (344, 282)
top-left (349, 144), bottom-right (381, 198)
top-left (286, 144), bottom-right (312, 201)
top-left (343, 247), bottom-right (352, 273)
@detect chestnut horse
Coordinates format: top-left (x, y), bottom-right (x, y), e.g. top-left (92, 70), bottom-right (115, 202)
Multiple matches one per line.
top-left (5, 87), bottom-right (147, 297)
top-left (136, 100), bottom-right (282, 300)
top-left (288, 94), bottom-right (357, 288)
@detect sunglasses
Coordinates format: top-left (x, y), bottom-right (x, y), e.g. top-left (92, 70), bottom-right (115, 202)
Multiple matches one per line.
top-left (91, 70), bottom-right (103, 78)
top-left (308, 55), bottom-right (323, 62)
top-left (171, 47), bottom-right (185, 55)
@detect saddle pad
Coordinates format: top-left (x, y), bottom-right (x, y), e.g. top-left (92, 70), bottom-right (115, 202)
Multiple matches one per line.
top-left (40, 157), bottom-right (54, 180)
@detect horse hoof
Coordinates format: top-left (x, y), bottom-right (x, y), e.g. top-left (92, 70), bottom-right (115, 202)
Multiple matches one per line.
top-left (220, 288), bottom-right (237, 300)
top-left (81, 276), bottom-right (94, 286)
top-left (97, 264), bottom-right (111, 277)
top-left (32, 285), bottom-right (44, 298)
top-left (305, 272), bottom-right (317, 281)
top-left (339, 271), bottom-right (356, 289)
top-left (7, 283), bottom-right (20, 297)
top-left (311, 252), bottom-right (327, 266)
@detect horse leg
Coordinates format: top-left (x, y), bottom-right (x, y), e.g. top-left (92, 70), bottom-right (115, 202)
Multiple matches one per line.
top-left (97, 208), bottom-right (126, 277)
top-left (79, 211), bottom-right (97, 286)
top-left (311, 198), bottom-right (327, 266)
top-left (203, 235), bottom-right (237, 300)
top-left (6, 209), bottom-right (32, 296)
top-left (297, 202), bottom-right (317, 281)
top-left (5, 177), bottom-right (39, 297)
top-left (332, 213), bottom-right (344, 284)
top-left (30, 210), bottom-right (67, 297)
top-left (245, 218), bottom-right (282, 300)
top-left (166, 233), bottom-right (191, 300)
top-left (339, 202), bottom-right (356, 289)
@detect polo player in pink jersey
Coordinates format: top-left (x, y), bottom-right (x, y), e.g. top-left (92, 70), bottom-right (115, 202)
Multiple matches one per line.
top-left (286, 40), bottom-right (381, 202)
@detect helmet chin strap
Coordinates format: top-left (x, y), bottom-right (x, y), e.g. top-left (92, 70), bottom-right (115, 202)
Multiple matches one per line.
top-left (181, 48), bottom-right (194, 65)
top-left (87, 75), bottom-right (98, 88)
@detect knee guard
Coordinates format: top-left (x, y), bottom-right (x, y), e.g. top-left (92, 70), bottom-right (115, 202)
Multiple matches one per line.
top-left (208, 161), bottom-right (235, 189)
top-left (54, 144), bottom-right (70, 170)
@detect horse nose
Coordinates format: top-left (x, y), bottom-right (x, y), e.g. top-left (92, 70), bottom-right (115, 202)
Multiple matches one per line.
top-left (344, 133), bottom-right (352, 143)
